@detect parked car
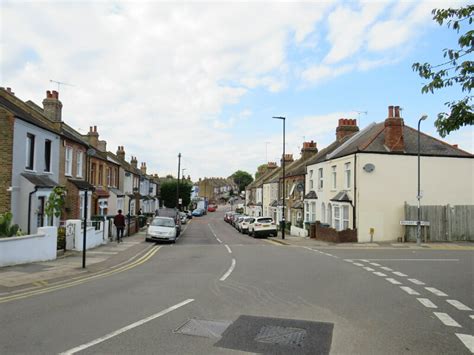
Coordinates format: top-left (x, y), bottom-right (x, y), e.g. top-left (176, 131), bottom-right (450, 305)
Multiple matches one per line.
top-left (179, 212), bottom-right (188, 224)
top-left (231, 214), bottom-right (243, 228)
top-left (224, 211), bottom-right (233, 222)
top-left (208, 205), bottom-right (216, 212)
top-left (145, 217), bottom-right (178, 243)
top-left (248, 217), bottom-right (277, 238)
top-left (186, 210), bottom-right (193, 219)
top-left (238, 217), bottom-right (254, 234)
top-left (235, 216), bottom-right (245, 231)
top-left (192, 208), bottom-right (205, 217)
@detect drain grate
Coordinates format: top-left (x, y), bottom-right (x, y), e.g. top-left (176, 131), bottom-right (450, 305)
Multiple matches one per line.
top-left (174, 319), bottom-right (232, 339)
top-left (255, 325), bottom-right (307, 347)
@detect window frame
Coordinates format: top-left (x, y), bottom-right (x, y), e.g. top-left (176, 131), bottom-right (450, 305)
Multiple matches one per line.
top-left (318, 168), bottom-right (323, 190)
top-left (345, 162), bottom-right (351, 189)
top-left (76, 151), bottom-right (83, 178)
top-left (44, 139), bottom-right (51, 172)
top-left (342, 205), bottom-right (350, 230)
top-left (65, 146), bottom-right (73, 176)
top-left (26, 133), bottom-right (35, 170)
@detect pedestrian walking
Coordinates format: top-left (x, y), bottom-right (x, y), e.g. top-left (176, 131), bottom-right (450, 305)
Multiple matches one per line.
top-left (114, 209), bottom-right (126, 243)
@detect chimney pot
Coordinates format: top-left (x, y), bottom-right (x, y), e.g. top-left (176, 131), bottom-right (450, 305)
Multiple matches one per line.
top-left (394, 106), bottom-right (400, 118)
top-left (453, 144), bottom-right (458, 148)
top-left (94, 125), bottom-right (97, 132)
top-left (388, 105), bottom-right (394, 118)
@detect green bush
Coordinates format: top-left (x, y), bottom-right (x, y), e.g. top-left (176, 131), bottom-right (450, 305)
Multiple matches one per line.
top-left (0, 212), bottom-right (22, 237)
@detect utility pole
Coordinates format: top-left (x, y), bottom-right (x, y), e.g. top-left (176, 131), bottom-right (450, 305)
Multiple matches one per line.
top-left (273, 116), bottom-right (286, 240)
top-left (177, 153), bottom-right (181, 211)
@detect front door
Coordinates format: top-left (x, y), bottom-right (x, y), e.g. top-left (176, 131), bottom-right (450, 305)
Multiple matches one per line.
top-left (37, 196), bottom-right (45, 228)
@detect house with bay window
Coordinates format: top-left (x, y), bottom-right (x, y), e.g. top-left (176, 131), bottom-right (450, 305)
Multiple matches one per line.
top-left (305, 106), bottom-right (473, 242)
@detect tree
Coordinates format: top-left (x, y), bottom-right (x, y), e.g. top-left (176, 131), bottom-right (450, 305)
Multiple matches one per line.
top-left (230, 170), bottom-right (253, 193)
top-left (412, 5), bottom-right (473, 137)
top-left (159, 179), bottom-right (193, 208)
top-left (254, 163), bottom-right (268, 179)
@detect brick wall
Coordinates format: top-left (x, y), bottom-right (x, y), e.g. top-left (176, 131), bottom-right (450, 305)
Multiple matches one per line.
top-left (0, 109), bottom-right (14, 214)
top-left (311, 221), bottom-right (358, 243)
top-left (64, 181), bottom-right (81, 220)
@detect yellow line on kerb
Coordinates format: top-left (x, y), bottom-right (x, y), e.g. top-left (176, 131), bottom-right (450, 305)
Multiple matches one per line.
top-left (0, 245), bottom-right (161, 304)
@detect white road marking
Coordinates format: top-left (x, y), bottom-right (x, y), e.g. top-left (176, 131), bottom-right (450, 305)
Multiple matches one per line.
top-left (373, 272), bottom-right (387, 277)
top-left (417, 298), bottom-right (438, 309)
top-left (220, 258), bottom-right (236, 281)
top-left (363, 267), bottom-right (375, 271)
top-left (216, 238), bottom-right (222, 244)
top-left (353, 263), bottom-right (364, 267)
top-left (433, 312), bottom-right (461, 327)
top-left (208, 224), bottom-right (222, 243)
top-left (470, 315), bottom-right (474, 320)
top-left (369, 262), bottom-right (381, 267)
top-left (386, 278), bottom-right (402, 285)
top-left (393, 271), bottom-right (407, 277)
top-left (400, 286), bottom-right (420, 295)
top-left (447, 300), bottom-right (472, 311)
top-left (408, 278), bottom-right (425, 285)
top-left (87, 251), bottom-right (118, 255)
top-left (224, 245), bottom-right (232, 254)
top-left (380, 266), bottom-right (393, 271)
top-left (344, 259), bottom-right (354, 263)
top-left (361, 259), bottom-right (369, 262)
top-left (426, 287), bottom-right (448, 297)
top-left (456, 334), bottom-right (474, 353)
top-left (365, 259), bottom-right (459, 261)
top-left (60, 299), bottom-right (194, 355)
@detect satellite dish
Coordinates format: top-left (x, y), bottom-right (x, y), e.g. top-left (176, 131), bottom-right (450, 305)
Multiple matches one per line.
top-left (296, 183), bottom-right (304, 192)
top-left (363, 163), bottom-right (375, 173)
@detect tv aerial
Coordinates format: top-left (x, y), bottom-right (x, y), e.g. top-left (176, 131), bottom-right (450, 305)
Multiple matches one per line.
top-left (49, 79), bottom-right (74, 92)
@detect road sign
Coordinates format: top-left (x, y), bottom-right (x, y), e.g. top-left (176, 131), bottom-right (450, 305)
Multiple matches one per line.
top-left (178, 198), bottom-right (182, 204)
top-left (400, 220), bottom-right (430, 226)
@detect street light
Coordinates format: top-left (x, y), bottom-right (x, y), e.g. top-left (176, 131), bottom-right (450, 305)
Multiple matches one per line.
top-left (417, 114), bottom-right (428, 246)
top-left (177, 153), bottom-right (181, 211)
top-left (273, 116), bottom-right (286, 240)
top-left (82, 147), bottom-right (96, 268)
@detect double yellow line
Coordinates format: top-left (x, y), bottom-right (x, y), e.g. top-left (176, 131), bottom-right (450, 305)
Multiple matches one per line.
top-left (0, 245), bottom-right (161, 304)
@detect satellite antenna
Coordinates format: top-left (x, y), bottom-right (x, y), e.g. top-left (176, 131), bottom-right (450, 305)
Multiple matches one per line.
top-left (353, 110), bottom-right (368, 127)
top-left (49, 79), bottom-right (74, 92)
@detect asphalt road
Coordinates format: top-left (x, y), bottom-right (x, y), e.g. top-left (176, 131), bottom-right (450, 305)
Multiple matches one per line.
top-left (0, 208), bottom-right (472, 354)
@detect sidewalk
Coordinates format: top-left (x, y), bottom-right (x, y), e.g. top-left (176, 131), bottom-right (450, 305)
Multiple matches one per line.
top-left (0, 231), bottom-right (150, 294)
top-left (268, 233), bottom-right (474, 250)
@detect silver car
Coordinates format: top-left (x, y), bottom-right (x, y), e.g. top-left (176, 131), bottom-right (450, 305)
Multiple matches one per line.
top-left (146, 217), bottom-right (178, 243)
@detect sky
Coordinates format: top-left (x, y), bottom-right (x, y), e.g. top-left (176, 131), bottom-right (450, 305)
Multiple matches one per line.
top-left (1, 0), bottom-right (472, 180)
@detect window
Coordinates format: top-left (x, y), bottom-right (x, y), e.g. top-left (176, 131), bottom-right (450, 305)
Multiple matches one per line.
top-left (98, 165), bottom-right (103, 186)
top-left (318, 168), bottom-right (323, 190)
top-left (65, 146), bottom-right (73, 176)
top-left (305, 202), bottom-right (310, 222)
top-left (331, 165), bottom-right (337, 190)
top-left (342, 205), bottom-right (350, 230)
top-left (26, 133), bottom-right (35, 170)
top-left (345, 162), bottom-right (351, 189)
top-left (107, 167), bottom-right (111, 187)
top-left (310, 170), bottom-right (314, 189)
top-left (76, 151), bottom-right (83, 178)
top-left (334, 205), bottom-right (340, 231)
top-left (44, 139), bottom-right (51, 172)
top-left (311, 202), bottom-right (316, 222)
top-left (90, 163), bottom-right (96, 185)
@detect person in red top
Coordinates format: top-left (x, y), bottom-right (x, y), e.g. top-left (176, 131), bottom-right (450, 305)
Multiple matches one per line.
top-left (114, 209), bottom-right (126, 243)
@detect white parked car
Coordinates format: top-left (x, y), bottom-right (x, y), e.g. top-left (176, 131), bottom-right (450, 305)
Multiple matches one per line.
top-left (248, 217), bottom-right (277, 238)
top-left (145, 217), bottom-right (178, 243)
top-left (238, 217), bottom-right (255, 234)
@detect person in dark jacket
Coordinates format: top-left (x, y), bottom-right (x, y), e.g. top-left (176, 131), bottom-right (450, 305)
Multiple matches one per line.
top-left (114, 209), bottom-right (126, 243)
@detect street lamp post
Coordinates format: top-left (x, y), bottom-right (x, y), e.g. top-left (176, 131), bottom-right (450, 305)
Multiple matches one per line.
top-left (273, 116), bottom-right (286, 240)
top-left (417, 114), bottom-right (428, 246)
top-left (82, 148), bottom-right (96, 268)
top-left (177, 153), bottom-right (181, 211)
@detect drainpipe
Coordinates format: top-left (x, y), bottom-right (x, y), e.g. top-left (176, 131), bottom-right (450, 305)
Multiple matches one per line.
top-left (28, 187), bottom-right (39, 234)
top-left (353, 153), bottom-right (357, 230)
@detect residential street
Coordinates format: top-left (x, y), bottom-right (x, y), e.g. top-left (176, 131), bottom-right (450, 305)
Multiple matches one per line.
top-left (0, 208), bottom-right (472, 354)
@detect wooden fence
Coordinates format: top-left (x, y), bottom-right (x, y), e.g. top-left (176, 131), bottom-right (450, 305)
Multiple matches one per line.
top-left (404, 204), bottom-right (474, 242)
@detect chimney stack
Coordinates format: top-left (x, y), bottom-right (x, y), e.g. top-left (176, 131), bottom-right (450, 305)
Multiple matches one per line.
top-left (336, 119), bottom-right (359, 141)
top-left (5, 87), bottom-right (15, 95)
top-left (384, 105), bottom-right (405, 152)
top-left (86, 125), bottom-right (99, 148)
top-left (280, 154), bottom-right (294, 166)
top-left (130, 156), bottom-right (138, 169)
top-left (267, 162), bottom-right (278, 169)
top-left (301, 140), bottom-right (318, 160)
top-left (42, 90), bottom-right (63, 122)
top-left (116, 146), bottom-right (125, 160)
top-left (140, 162), bottom-right (147, 175)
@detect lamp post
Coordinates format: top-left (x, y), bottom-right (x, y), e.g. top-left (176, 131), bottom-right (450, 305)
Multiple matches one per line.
top-left (82, 147), bottom-right (96, 268)
top-left (273, 116), bottom-right (286, 240)
top-left (177, 153), bottom-right (181, 211)
top-left (417, 114), bottom-right (428, 246)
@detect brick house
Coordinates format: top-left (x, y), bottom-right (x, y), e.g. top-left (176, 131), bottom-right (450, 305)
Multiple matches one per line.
top-left (0, 88), bottom-right (61, 234)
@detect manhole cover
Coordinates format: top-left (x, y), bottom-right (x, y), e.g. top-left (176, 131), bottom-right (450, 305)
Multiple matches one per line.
top-left (255, 325), bottom-right (306, 347)
top-left (174, 319), bottom-right (232, 339)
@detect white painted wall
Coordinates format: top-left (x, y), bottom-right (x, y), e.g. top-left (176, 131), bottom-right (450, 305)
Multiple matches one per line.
top-left (290, 225), bottom-right (308, 237)
top-left (0, 227), bottom-right (57, 267)
top-left (70, 219), bottom-right (109, 251)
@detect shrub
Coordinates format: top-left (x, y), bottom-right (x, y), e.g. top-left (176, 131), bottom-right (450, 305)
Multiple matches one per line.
top-left (0, 212), bottom-right (22, 238)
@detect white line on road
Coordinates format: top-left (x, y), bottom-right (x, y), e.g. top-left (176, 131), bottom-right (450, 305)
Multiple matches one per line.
top-left (470, 315), bottom-right (474, 320)
top-left (353, 263), bottom-right (364, 267)
top-left (208, 224), bottom-right (222, 243)
top-left (456, 334), bottom-right (474, 353)
top-left (220, 258), bottom-right (236, 281)
top-left (400, 286), bottom-right (420, 295)
top-left (365, 259), bottom-right (459, 261)
top-left (363, 267), bottom-right (375, 271)
top-left (369, 262), bottom-right (381, 266)
top-left (344, 259), bottom-right (353, 262)
top-left (216, 238), bottom-right (222, 243)
top-left (224, 245), bottom-right (232, 254)
top-left (447, 300), bottom-right (472, 311)
top-left (433, 312), bottom-right (461, 327)
top-left (380, 267), bottom-right (393, 271)
top-left (60, 299), bottom-right (195, 355)
top-left (417, 298), bottom-right (438, 308)
top-left (408, 278), bottom-right (425, 285)
top-left (386, 278), bottom-right (402, 285)
top-left (393, 271), bottom-right (408, 277)
top-left (426, 287), bottom-right (448, 297)
top-left (373, 272), bottom-right (387, 277)
top-left (361, 259), bottom-right (369, 262)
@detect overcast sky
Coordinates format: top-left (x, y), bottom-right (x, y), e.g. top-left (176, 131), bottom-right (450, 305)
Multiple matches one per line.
top-left (1, 0), bottom-right (472, 180)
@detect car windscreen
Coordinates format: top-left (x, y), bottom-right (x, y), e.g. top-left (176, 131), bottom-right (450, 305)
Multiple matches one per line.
top-left (257, 218), bottom-right (273, 223)
top-left (150, 218), bottom-right (175, 227)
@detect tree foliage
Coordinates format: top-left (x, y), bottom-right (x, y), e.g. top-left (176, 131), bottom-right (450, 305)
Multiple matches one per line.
top-left (45, 186), bottom-right (66, 219)
top-left (412, 5), bottom-right (473, 137)
top-left (254, 163), bottom-right (268, 179)
top-left (230, 170), bottom-right (253, 192)
top-left (160, 179), bottom-right (192, 208)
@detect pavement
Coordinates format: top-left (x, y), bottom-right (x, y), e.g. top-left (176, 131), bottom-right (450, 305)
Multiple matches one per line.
top-left (0, 231), bottom-right (151, 295)
top-left (268, 233), bottom-right (474, 250)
